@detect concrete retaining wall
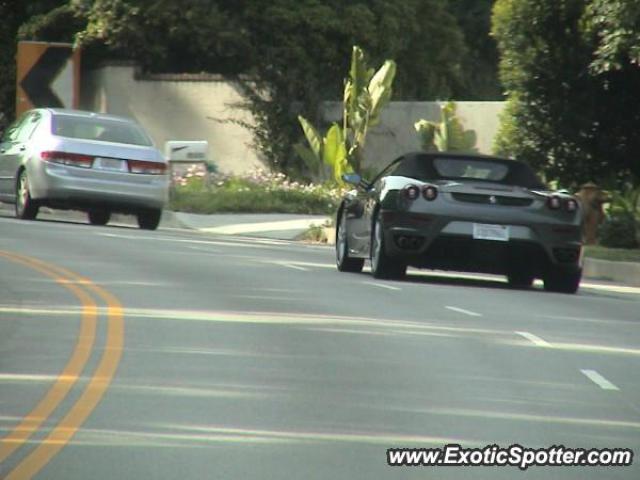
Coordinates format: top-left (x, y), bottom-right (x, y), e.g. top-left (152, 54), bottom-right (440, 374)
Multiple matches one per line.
top-left (322, 101), bottom-right (505, 172)
top-left (81, 65), bottom-right (262, 175)
top-left (81, 64), bottom-right (505, 175)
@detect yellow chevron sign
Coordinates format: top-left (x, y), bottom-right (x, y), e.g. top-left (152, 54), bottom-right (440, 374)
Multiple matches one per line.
top-left (16, 41), bottom-right (81, 116)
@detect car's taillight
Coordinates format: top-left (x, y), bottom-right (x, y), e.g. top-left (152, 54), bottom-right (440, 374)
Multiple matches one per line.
top-left (128, 160), bottom-right (167, 175)
top-left (547, 196), bottom-right (562, 210)
top-left (422, 185), bottom-right (438, 201)
top-left (565, 198), bottom-right (578, 212)
top-left (403, 184), bottom-right (420, 200)
top-left (41, 151), bottom-right (93, 168)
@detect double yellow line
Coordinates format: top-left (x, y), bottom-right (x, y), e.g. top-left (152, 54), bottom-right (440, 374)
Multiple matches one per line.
top-left (0, 251), bottom-right (124, 479)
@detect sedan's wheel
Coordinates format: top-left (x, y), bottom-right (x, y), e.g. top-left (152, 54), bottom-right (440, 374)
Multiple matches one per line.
top-left (336, 212), bottom-right (364, 273)
top-left (370, 212), bottom-right (406, 280)
top-left (543, 269), bottom-right (582, 294)
top-left (137, 208), bottom-right (162, 230)
top-left (15, 170), bottom-right (39, 220)
top-left (507, 269), bottom-right (535, 289)
top-left (88, 209), bottom-right (111, 226)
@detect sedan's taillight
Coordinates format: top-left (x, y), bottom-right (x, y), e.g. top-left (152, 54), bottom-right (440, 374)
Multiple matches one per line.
top-left (128, 160), bottom-right (167, 175)
top-left (422, 185), bottom-right (438, 201)
top-left (403, 184), bottom-right (420, 200)
top-left (41, 151), bottom-right (93, 168)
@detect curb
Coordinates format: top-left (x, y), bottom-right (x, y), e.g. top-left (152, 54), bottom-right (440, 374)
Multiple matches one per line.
top-left (583, 258), bottom-right (640, 287)
top-left (160, 210), bottom-right (190, 229)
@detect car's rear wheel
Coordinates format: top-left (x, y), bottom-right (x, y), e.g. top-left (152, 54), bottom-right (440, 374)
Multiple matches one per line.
top-left (543, 269), bottom-right (581, 294)
top-left (336, 212), bottom-right (364, 273)
top-left (88, 209), bottom-right (111, 226)
top-left (371, 212), bottom-right (406, 279)
top-left (15, 170), bottom-right (39, 220)
top-left (507, 269), bottom-right (535, 289)
top-left (137, 208), bottom-right (162, 230)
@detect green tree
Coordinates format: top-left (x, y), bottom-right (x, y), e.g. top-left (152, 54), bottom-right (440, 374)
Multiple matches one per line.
top-left (446, 0), bottom-right (502, 99)
top-left (78, 0), bottom-right (250, 73)
top-left (585, 0), bottom-right (640, 74)
top-left (492, 0), bottom-right (640, 189)
top-left (18, 1), bottom-right (86, 43)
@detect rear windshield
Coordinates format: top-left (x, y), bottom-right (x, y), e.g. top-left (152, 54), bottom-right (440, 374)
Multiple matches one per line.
top-left (52, 115), bottom-right (153, 147)
top-left (392, 154), bottom-right (546, 189)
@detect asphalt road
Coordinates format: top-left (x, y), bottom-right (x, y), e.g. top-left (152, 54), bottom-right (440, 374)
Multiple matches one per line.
top-left (1, 212), bottom-right (639, 479)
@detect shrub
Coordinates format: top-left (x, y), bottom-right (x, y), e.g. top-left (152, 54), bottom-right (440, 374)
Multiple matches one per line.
top-left (170, 168), bottom-right (344, 215)
top-left (598, 214), bottom-right (639, 249)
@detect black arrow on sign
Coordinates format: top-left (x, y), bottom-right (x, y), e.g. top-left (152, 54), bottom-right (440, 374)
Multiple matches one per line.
top-left (20, 47), bottom-right (72, 108)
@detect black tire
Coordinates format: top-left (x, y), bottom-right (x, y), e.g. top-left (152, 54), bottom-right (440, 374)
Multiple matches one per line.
top-left (88, 209), bottom-right (111, 226)
top-left (15, 169), bottom-right (39, 220)
top-left (543, 269), bottom-right (582, 294)
top-left (137, 208), bottom-right (162, 230)
top-left (507, 269), bottom-right (535, 289)
top-left (370, 211), bottom-right (406, 280)
top-left (336, 211), bottom-right (364, 273)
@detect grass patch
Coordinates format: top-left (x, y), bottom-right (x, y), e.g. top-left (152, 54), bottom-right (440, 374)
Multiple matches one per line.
top-left (584, 245), bottom-right (640, 263)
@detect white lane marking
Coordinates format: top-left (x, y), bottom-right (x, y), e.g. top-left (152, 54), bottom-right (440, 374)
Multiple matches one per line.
top-left (580, 370), bottom-right (620, 391)
top-left (96, 233), bottom-right (284, 250)
top-left (227, 236), bottom-right (293, 245)
top-left (445, 306), bottom-right (482, 317)
top-left (279, 261), bottom-right (334, 269)
top-left (188, 246), bottom-right (221, 253)
top-left (277, 262), bottom-right (308, 272)
top-left (258, 260), bottom-right (310, 271)
top-left (362, 281), bottom-right (401, 291)
top-left (515, 331), bottom-right (552, 347)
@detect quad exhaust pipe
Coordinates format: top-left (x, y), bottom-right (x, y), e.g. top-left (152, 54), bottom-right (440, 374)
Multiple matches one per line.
top-left (395, 235), bottom-right (424, 250)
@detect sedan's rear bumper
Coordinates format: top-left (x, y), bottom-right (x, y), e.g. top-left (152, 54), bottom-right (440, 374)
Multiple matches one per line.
top-left (28, 161), bottom-right (168, 212)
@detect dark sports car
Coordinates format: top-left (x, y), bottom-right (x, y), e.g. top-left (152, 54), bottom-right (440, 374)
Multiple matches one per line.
top-left (335, 152), bottom-right (583, 293)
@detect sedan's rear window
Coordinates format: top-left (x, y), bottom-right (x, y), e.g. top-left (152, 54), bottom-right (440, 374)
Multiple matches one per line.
top-left (52, 115), bottom-right (153, 147)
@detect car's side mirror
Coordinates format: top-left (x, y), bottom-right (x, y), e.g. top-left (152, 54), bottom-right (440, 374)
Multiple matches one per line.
top-left (342, 173), bottom-right (362, 185)
top-left (1, 127), bottom-right (16, 143)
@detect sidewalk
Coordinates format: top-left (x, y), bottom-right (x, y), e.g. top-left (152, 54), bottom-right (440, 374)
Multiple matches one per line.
top-left (0, 204), bottom-right (329, 239)
top-left (172, 212), bottom-right (331, 240)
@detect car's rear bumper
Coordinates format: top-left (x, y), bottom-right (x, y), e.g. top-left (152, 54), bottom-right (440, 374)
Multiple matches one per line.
top-left (28, 161), bottom-right (169, 212)
top-left (382, 210), bottom-right (582, 275)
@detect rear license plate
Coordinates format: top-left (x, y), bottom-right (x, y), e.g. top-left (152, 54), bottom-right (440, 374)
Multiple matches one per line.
top-left (473, 223), bottom-right (510, 242)
top-left (94, 157), bottom-right (127, 171)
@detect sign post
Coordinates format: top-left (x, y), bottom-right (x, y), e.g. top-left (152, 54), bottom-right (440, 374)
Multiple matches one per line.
top-left (16, 41), bottom-right (81, 116)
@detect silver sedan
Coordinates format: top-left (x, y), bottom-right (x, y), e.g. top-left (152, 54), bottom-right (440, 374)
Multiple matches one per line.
top-left (0, 108), bottom-right (169, 229)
